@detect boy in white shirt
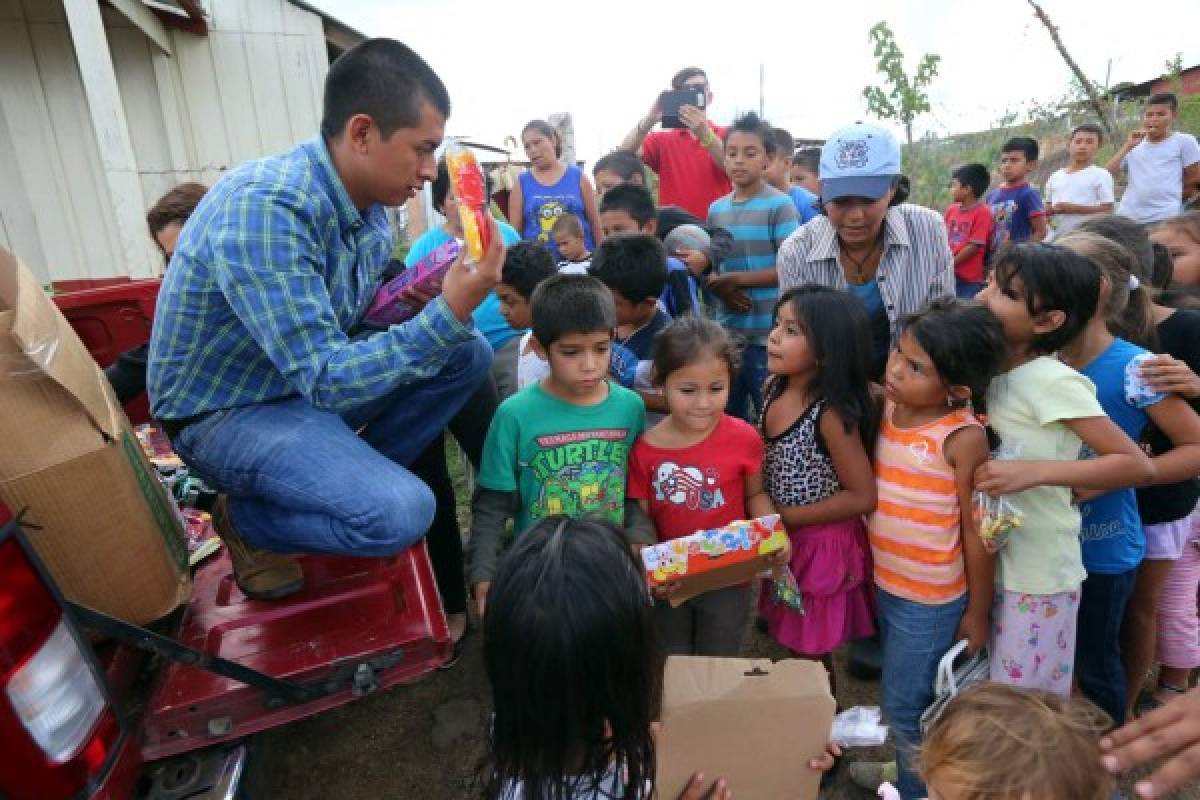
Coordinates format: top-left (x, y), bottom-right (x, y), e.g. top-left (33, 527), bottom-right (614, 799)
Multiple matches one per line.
top-left (1045, 123), bottom-right (1114, 239)
top-left (1107, 93), bottom-right (1200, 224)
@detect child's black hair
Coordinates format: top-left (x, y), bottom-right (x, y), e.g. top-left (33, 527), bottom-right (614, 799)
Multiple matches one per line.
top-left (951, 164), bottom-right (990, 199)
top-left (1057, 230), bottom-right (1157, 349)
top-left (991, 243), bottom-right (1101, 354)
top-left (650, 316), bottom-right (739, 387)
top-left (551, 213), bottom-right (584, 240)
top-left (792, 148), bottom-right (820, 172)
top-left (501, 241), bottom-right (557, 300)
top-left (589, 234), bottom-right (668, 304)
top-left (599, 183), bottom-right (657, 227)
top-left (1146, 92), bottom-right (1179, 112)
top-left (775, 286), bottom-right (878, 445)
top-left (483, 516), bottom-right (660, 800)
top-left (1070, 123), bottom-right (1105, 145)
top-left (902, 299), bottom-right (1007, 417)
top-left (1001, 136), bottom-right (1039, 162)
top-left (593, 150), bottom-right (647, 184)
top-left (530, 274), bottom-right (616, 348)
top-left (771, 127), bottom-right (796, 160)
top-left (724, 111), bottom-right (776, 156)
top-left (431, 155), bottom-right (491, 215)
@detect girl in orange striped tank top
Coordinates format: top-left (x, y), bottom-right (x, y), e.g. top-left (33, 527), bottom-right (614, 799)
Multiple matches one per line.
top-left (867, 300), bottom-right (1007, 800)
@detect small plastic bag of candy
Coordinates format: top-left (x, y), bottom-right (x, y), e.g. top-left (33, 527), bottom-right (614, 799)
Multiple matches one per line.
top-left (831, 706), bottom-right (889, 748)
top-left (444, 141), bottom-right (491, 265)
top-left (973, 491), bottom-right (1023, 554)
top-left (766, 565), bottom-right (805, 614)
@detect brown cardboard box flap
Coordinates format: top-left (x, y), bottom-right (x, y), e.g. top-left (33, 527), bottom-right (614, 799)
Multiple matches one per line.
top-left (657, 657), bottom-right (835, 800)
top-left (0, 248), bottom-right (120, 440)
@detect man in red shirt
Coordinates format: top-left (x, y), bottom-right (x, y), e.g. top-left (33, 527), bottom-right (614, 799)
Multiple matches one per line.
top-left (619, 67), bottom-right (731, 220)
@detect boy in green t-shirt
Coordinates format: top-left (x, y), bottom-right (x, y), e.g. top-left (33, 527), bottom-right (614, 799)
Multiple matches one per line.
top-left (468, 274), bottom-right (651, 615)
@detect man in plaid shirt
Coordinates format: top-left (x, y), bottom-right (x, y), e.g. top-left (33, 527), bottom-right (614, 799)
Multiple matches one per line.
top-left (148, 39), bottom-right (503, 599)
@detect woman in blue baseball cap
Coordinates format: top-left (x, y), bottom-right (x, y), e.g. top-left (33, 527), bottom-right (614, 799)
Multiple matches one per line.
top-left (777, 122), bottom-right (953, 379)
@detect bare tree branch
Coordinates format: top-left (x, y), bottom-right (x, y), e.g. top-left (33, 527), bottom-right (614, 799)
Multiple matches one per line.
top-left (1027, 0), bottom-right (1115, 141)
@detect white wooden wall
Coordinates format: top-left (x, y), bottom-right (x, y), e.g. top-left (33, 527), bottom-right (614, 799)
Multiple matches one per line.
top-left (0, 0), bottom-right (330, 284)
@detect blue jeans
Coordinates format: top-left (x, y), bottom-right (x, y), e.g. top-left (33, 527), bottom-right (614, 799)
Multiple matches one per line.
top-left (173, 333), bottom-right (492, 557)
top-left (955, 280), bottom-right (984, 300)
top-left (877, 588), bottom-right (967, 800)
top-left (726, 343), bottom-right (767, 424)
top-left (1076, 568), bottom-right (1137, 725)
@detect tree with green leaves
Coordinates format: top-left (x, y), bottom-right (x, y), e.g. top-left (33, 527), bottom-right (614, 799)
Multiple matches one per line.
top-left (862, 21), bottom-right (940, 158)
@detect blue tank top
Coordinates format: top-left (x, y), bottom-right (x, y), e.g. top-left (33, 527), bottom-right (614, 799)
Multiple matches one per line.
top-left (518, 165), bottom-right (594, 257)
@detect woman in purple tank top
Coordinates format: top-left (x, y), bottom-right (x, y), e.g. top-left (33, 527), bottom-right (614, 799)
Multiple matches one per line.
top-left (508, 119), bottom-right (603, 259)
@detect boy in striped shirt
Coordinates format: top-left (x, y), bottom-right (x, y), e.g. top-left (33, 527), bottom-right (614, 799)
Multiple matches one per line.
top-left (705, 112), bottom-right (800, 422)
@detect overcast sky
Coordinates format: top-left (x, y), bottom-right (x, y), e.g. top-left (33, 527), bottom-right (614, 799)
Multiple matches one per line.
top-left (308, 0), bottom-right (1200, 165)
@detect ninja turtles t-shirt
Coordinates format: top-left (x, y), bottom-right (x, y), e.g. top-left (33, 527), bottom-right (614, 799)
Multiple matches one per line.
top-left (479, 382), bottom-right (645, 535)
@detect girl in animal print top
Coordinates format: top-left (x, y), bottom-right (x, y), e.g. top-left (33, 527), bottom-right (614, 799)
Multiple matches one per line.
top-left (757, 287), bottom-right (879, 703)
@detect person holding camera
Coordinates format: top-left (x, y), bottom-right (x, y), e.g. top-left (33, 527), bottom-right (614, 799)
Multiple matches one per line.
top-left (619, 67), bottom-right (731, 220)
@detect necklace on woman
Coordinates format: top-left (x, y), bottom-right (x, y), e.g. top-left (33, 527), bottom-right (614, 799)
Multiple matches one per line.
top-left (840, 233), bottom-right (883, 282)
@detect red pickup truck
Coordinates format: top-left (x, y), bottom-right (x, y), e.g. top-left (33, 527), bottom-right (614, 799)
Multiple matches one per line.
top-left (0, 280), bottom-right (451, 799)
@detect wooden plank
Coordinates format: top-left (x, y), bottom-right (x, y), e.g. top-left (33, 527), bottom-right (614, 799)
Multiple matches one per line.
top-left (107, 24), bottom-right (172, 174)
top-left (277, 33), bottom-right (318, 141)
top-left (0, 99), bottom-right (49, 282)
top-left (106, 0), bottom-right (172, 55)
top-left (243, 0), bottom-right (283, 34)
top-left (63, 0), bottom-right (158, 278)
top-left (0, 19), bottom-right (83, 281)
top-left (172, 27), bottom-right (232, 170)
top-left (19, 0), bottom-right (63, 23)
top-left (244, 32), bottom-right (294, 152)
top-left (208, 30), bottom-right (261, 162)
top-left (0, 0), bottom-right (26, 23)
top-left (280, 0), bottom-right (309, 35)
top-left (206, 0), bottom-right (243, 33)
top-left (151, 46), bottom-right (195, 175)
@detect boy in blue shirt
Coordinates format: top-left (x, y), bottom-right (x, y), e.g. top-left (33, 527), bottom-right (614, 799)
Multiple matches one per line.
top-left (767, 127), bottom-right (819, 224)
top-left (706, 112), bottom-right (800, 422)
top-left (986, 137), bottom-right (1048, 255)
top-left (467, 275), bottom-right (652, 614)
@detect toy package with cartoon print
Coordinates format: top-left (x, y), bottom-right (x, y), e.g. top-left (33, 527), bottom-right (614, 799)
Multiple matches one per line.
top-left (640, 515), bottom-right (788, 607)
top-left (363, 238), bottom-right (461, 328)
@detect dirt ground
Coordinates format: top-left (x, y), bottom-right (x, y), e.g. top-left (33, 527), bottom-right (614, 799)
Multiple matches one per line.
top-left (247, 621), bottom-right (1199, 799)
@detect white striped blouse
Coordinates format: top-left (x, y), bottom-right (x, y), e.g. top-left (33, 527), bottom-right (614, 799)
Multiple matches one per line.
top-left (777, 203), bottom-right (955, 347)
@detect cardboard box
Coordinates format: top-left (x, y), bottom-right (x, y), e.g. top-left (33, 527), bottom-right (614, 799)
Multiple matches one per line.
top-left (0, 248), bottom-right (190, 624)
top-left (641, 515), bottom-right (788, 607)
top-left (656, 656), bottom-right (835, 800)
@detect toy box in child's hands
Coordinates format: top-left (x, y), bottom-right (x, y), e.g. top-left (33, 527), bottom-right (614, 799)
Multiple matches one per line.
top-left (641, 515), bottom-right (787, 607)
top-left (364, 238), bottom-right (461, 327)
top-left (656, 656), bottom-right (835, 800)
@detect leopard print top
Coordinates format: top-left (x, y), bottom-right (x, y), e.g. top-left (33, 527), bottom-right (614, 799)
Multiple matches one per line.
top-left (762, 383), bottom-right (841, 508)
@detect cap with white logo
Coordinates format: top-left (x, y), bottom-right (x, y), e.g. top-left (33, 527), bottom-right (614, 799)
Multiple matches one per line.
top-left (819, 121), bottom-right (902, 203)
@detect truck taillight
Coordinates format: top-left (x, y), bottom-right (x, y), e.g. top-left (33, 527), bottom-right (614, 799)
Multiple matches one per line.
top-left (0, 505), bottom-right (124, 800)
top-left (7, 620), bottom-right (107, 762)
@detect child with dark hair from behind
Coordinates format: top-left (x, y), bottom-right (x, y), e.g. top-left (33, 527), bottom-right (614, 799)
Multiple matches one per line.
top-left (628, 316), bottom-right (785, 655)
top-left (917, 683), bottom-right (1115, 800)
top-left (791, 148), bottom-right (820, 195)
top-left (482, 516), bottom-right (836, 800)
top-left (494, 241), bottom-right (558, 400)
top-left (766, 127), bottom-right (818, 224)
top-left (986, 137), bottom-right (1048, 253)
top-left (551, 214), bottom-right (592, 274)
top-left (598, 183), bottom-right (699, 318)
top-left (592, 149), bottom-right (648, 197)
top-left (467, 275), bottom-right (651, 616)
top-left (944, 164), bottom-right (993, 299)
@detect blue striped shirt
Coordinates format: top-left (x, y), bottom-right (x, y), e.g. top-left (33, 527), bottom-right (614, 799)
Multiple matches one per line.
top-left (706, 185), bottom-right (800, 343)
top-left (148, 137), bottom-right (477, 420)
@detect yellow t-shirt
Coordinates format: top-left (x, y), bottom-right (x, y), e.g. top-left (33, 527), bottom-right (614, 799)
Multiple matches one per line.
top-left (985, 357), bottom-right (1104, 595)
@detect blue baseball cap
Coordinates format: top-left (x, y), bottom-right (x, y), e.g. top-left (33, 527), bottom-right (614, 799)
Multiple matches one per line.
top-left (819, 121), bottom-right (902, 203)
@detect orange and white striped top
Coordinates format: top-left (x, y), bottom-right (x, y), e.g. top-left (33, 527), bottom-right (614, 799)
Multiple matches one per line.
top-left (868, 401), bottom-right (979, 604)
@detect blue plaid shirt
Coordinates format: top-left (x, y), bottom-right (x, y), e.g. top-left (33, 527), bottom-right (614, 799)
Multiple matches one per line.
top-left (148, 137), bottom-right (475, 420)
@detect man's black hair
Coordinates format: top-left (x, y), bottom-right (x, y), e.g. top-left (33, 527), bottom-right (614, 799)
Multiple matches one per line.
top-left (671, 67), bottom-right (707, 90)
top-left (599, 183), bottom-right (657, 227)
top-left (1070, 123), bottom-right (1105, 144)
top-left (792, 148), bottom-right (820, 171)
top-left (951, 163), bottom-right (991, 199)
top-left (320, 38), bottom-right (450, 140)
top-left (725, 112), bottom-right (776, 156)
top-left (593, 151), bottom-right (646, 183)
top-left (589, 235), bottom-right (668, 304)
top-left (992, 243), bottom-right (1101, 354)
top-left (530, 275), bottom-right (616, 348)
top-left (1001, 136), bottom-right (1039, 162)
top-left (1146, 92), bottom-right (1179, 112)
top-left (501, 242), bottom-right (557, 300)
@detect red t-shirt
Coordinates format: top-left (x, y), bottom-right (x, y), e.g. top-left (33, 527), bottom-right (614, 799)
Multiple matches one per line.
top-left (627, 414), bottom-right (763, 541)
top-left (642, 124), bottom-right (732, 220)
top-left (943, 202), bottom-right (993, 283)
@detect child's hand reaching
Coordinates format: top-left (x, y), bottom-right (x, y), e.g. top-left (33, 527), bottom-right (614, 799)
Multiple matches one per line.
top-left (810, 741), bottom-right (843, 772)
top-left (1101, 686), bottom-right (1200, 798)
top-left (766, 536), bottom-right (793, 567)
top-left (974, 460), bottom-right (1042, 496)
top-left (676, 773), bottom-right (730, 800)
top-left (956, 609), bottom-right (989, 656)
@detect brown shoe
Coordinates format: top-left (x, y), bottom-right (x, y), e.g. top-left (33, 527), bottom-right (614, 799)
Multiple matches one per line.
top-left (211, 496), bottom-right (304, 600)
